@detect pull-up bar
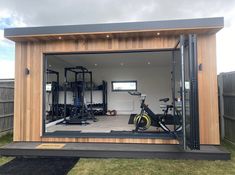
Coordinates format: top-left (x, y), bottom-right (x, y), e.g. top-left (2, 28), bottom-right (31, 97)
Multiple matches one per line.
top-left (63, 66), bottom-right (94, 123)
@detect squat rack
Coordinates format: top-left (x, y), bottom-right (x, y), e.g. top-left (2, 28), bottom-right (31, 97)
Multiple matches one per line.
top-left (63, 66), bottom-right (94, 124)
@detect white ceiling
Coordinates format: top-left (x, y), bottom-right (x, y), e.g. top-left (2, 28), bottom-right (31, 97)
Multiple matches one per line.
top-left (47, 51), bottom-right (173, 69)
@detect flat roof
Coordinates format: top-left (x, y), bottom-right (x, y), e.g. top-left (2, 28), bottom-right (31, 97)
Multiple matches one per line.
top-left (4, 17), bottom-right (224, 37)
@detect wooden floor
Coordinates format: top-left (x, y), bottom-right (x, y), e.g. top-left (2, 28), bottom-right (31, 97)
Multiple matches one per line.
top-left (0, 142), bottom-right (230, 160)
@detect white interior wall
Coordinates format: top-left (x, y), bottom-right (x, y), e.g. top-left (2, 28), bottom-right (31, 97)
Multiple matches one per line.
top-left (88, 66), bottom-right (172, 114)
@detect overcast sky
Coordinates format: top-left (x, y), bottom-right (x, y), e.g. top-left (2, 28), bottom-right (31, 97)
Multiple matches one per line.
top-left (0, 0), bottom-right (235, 78)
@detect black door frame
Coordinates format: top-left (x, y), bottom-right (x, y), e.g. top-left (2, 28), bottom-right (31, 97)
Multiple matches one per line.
top-left (179, 34), bottom-right (200, 150)
top-left (188, 34), bottom-right (200, 149)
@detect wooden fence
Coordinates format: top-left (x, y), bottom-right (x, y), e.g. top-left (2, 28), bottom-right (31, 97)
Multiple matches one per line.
top-left (218, 72), bottom-right (235, 143)
top-left (0, 79), bottom-right (14, 136)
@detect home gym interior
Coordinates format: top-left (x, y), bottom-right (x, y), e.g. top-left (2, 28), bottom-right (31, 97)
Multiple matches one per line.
top-left (44, 48), bottom-right (185, 139)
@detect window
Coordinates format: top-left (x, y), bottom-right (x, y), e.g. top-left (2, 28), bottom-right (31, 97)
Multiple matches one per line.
top-left (112, 81), bottom-right (137, 91)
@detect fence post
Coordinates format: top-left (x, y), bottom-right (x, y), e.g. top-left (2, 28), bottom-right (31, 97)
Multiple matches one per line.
top-left (218, 73), bottom-right (225, 139)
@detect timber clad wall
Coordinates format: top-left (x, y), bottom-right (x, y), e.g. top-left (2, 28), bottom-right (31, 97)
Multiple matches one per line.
top-left (13, 34), bottom-right (219, 144)
top-left (197, 34), bottom-right (220, 144)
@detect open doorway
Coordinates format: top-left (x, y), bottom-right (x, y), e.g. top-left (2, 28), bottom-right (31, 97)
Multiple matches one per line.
top-left (43, 50), bottom-right (183, 138)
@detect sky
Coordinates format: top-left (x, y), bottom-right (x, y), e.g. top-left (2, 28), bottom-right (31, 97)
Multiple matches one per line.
top-left (0, 0), bottom-right (235, 78)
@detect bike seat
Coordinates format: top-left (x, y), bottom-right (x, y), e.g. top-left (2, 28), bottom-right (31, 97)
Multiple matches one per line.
top-left (159, 98), bottom-right (169, 103)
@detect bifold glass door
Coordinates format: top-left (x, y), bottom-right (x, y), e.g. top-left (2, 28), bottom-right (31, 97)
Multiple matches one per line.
top-left (174, 34), bottom-right (200, 150)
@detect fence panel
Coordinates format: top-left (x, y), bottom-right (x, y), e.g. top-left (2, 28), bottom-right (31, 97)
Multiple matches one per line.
top-left (218, 72), bottom-right (235, 143)
top-left (0, 79), bottom-right (14, 135)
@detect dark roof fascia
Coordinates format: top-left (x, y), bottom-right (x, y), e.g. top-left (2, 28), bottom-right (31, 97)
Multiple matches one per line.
top-left (4, 17), bottom-right (224, 37)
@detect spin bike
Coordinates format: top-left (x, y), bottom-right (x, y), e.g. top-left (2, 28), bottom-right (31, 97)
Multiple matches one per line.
top-left (128, 91), bottom-right (182, 132)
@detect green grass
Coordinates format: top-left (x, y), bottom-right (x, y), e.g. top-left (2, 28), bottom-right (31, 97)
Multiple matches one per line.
top-left (0, 133), bottom-right (13, 165)
top-left (0, 134), bottom-right (234, 175)
top-left (0, 133), bottom-right (13, 147)
top-left (68, 141), bottom-right (235, 175)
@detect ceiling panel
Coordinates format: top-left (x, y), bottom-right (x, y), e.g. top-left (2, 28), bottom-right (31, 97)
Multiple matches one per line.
top-left (47, 51), bottom-right (175, 69)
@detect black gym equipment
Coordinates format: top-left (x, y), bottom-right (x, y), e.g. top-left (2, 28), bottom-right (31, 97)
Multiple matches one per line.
top-left (46, 69), bottom-right (60, 122)
top-left (63, 66), bottom-right (96, 124)
top-left (87, 81), bottom-right (108, 115)
top-left (128, 91), bottom-right (182, 133)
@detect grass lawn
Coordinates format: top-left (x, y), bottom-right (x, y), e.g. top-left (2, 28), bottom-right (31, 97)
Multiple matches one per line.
top-left (0, 133), bottom-right (13, 166)
top-left (0, 134), bottom-right (235, 175)
top-left (68, 141), bottom-right (235, 175)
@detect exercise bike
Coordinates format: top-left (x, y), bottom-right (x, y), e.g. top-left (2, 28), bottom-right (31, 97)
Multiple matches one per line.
top-left (128, 91), bottom-right (182, 132)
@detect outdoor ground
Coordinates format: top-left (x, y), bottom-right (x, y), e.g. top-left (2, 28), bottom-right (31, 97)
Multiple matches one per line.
top-left (0, 134), bottom-right (234, 175)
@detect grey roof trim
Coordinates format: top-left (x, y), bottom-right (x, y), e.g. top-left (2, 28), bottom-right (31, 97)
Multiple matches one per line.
top-left (4, 17), bottom-right (224, 37)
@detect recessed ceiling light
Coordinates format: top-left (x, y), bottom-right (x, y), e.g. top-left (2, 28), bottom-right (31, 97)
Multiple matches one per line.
top-left (58, 36), bottom-right (62, 40)
top-left (106, 34), bottom-right (110, 38)
top-left (147, 62), bottom-right (151, 65)
top-left (157, 32), bottom-right (160, 36)
top-left (120, 62), bottom-right (124, 66)
top-left (94, 63), bottom-right (98, 66)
